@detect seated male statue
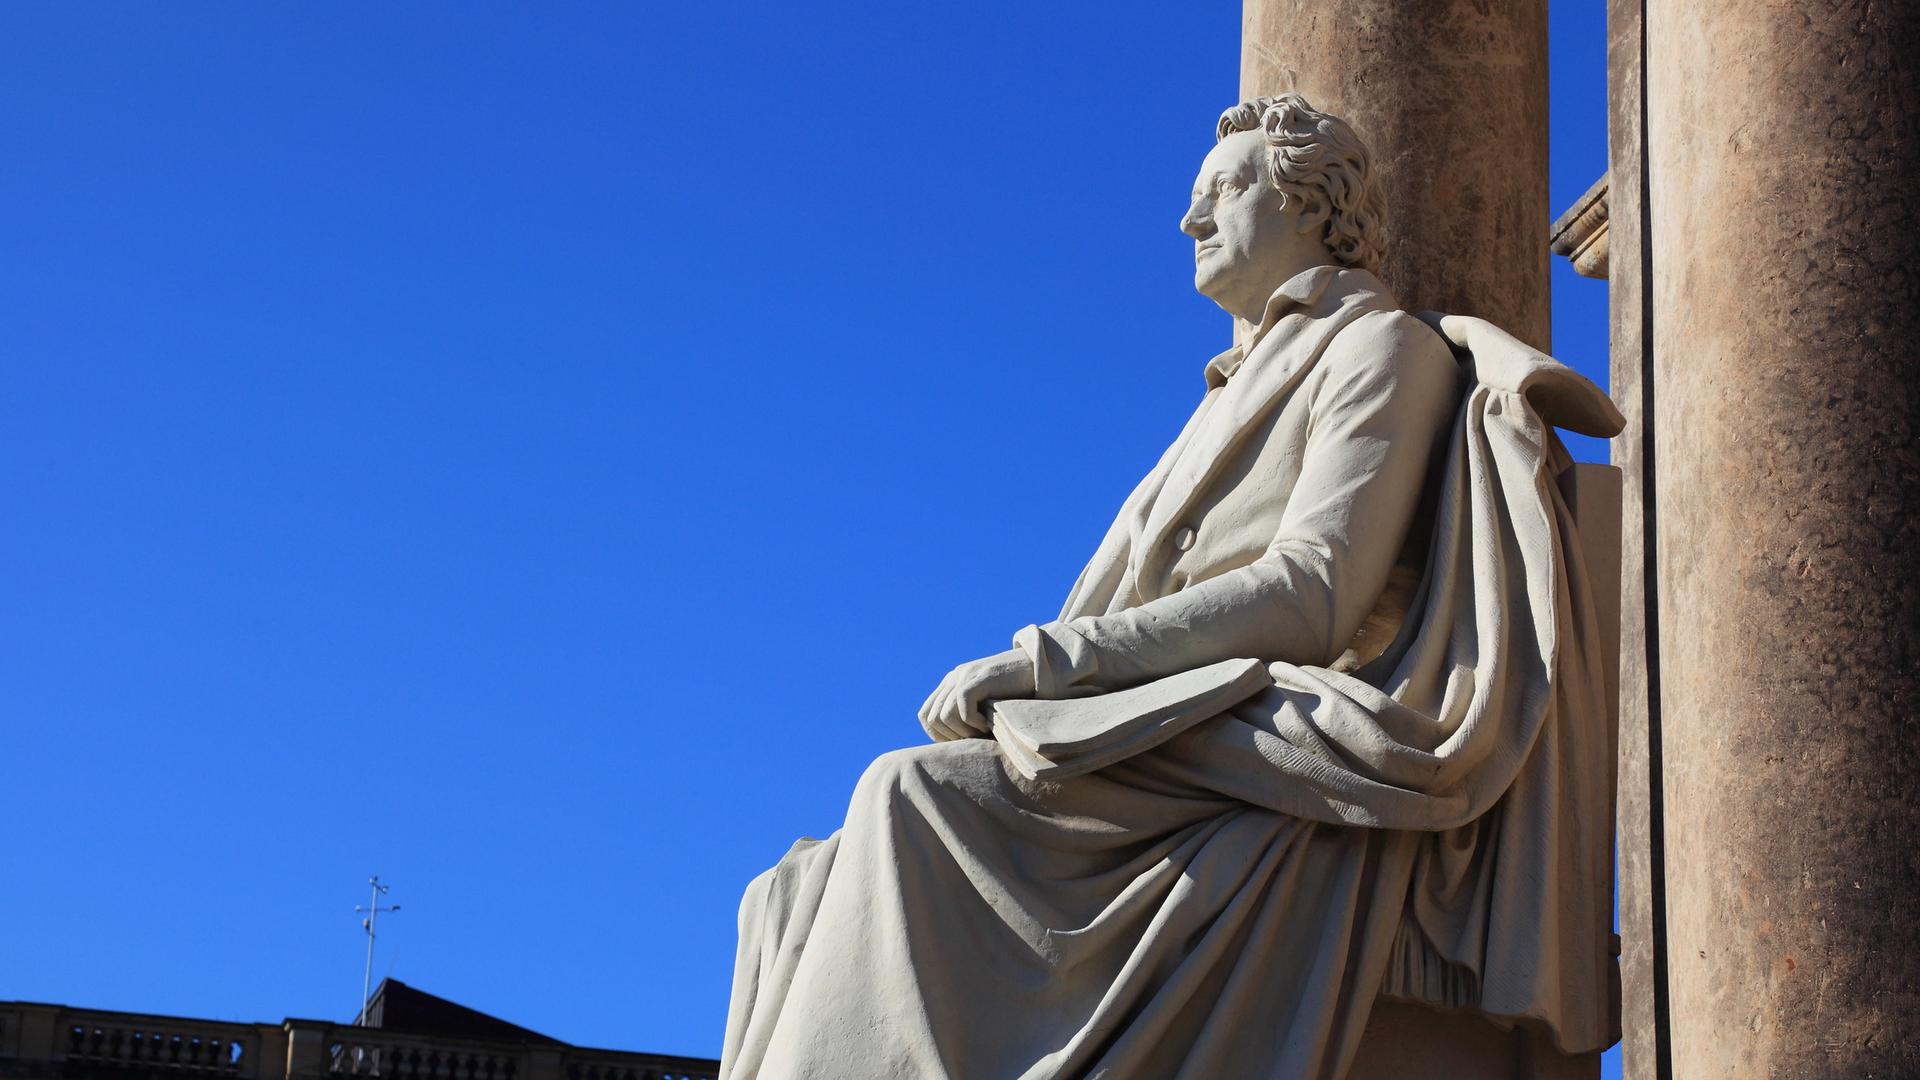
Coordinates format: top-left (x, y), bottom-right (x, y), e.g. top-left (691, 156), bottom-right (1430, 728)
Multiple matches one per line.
top-left (720, 95), bottom-right (1624, 1080)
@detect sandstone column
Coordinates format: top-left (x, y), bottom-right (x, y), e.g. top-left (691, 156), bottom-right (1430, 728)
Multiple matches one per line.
top-left (1644, 0), bottom-right (1920, 1073)
top-left (1603, 1), bottom-right (1667, 1075)
top-left (1243, 3), bottom-right (1590, 1074)
top-left (1241, 0), bottom-right (1551, 348)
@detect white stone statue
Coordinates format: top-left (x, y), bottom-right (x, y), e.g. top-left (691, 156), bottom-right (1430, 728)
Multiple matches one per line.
top-left (720, 95), bottom-right (1624, 1079)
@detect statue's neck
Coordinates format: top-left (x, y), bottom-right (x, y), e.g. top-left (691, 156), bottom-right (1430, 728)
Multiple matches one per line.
top-left (1222, 257), bottom-right (1335, 347)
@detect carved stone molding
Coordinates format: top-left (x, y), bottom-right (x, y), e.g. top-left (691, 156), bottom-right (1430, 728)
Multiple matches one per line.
top-left (1551, 175), bottom-right (1611, 279)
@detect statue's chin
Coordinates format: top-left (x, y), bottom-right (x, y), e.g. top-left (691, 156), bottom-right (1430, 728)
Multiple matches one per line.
top-left (1192, 273), bottom-right (1234, 314)
top-left (1192, 267), bottom-right (1222, 302)
top-left (1193, 254), bottom-right (1255, 311)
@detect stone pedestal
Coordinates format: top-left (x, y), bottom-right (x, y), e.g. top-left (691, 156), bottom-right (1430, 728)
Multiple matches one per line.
top-left (1642, 0), bottom-right (1920, 1073)
top-left (1351, 1002), bottom-right (1601, 1080)
top-left (1240, 0), bottom-right (1551, 349)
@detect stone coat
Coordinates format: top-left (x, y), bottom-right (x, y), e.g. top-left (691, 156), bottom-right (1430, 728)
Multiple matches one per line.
top-left (1018, 263), bottom-right (1456, 698)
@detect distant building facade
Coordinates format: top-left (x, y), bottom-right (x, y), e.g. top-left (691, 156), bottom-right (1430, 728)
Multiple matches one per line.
top-left (0, 980), bottom-right (716, 1080)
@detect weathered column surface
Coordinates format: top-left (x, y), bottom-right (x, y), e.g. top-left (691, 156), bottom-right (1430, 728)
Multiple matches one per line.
top-left (1605, 0), bottom-right (1664, 1076)
top-left (1244, 1), bottom-right (1589, 1075)
top-left (1646, 0), bottom-right (1920, 1073)
top-left (1241, 0), bottom-right (1551, 349)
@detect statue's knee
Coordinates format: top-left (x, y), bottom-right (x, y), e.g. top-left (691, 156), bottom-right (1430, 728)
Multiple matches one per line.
top-left (852, 746), bottom-right (922, 810)
top-left (852, 743), bottom-right (973, 820)
top-left (738, 862), bottom-right (778, 928)
top-left (855, 741), bottom-right (1003, 819)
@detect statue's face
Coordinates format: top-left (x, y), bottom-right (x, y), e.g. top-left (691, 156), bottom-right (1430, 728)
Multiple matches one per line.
top-left (1180, 130), bottom-right (1302, 311)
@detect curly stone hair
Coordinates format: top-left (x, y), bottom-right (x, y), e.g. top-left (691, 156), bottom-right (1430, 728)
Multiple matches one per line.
top-left (1216, 94), bottom-right (1386, 275)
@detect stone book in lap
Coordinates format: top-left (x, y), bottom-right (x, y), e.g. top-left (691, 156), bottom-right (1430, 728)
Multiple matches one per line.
top-left (990, 657), bottom-right (1271, 780)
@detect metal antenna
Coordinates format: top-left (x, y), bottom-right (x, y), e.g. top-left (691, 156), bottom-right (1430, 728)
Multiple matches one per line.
top-left (354, 875), bottom-right (401, 1025)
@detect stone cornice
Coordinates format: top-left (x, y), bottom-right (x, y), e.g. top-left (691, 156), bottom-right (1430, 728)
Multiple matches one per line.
top-left (1550, 174), bottom-right (1611, 279)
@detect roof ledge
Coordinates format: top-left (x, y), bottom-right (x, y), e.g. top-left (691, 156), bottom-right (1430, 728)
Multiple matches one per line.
top-left (1550, 174), bottom-right (1610, 280)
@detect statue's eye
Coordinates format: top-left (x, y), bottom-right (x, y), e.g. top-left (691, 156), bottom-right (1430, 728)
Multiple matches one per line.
top-left (1215, 177), bottom-right (1239, 197)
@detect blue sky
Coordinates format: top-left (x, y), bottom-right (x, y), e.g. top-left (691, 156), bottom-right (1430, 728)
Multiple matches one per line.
top-left (0, 1), bottom-right (1612, 1067)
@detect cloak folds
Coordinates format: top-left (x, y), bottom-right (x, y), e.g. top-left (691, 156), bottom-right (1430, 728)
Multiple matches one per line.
top-left (720, 295), bottom-right (1623, 1079)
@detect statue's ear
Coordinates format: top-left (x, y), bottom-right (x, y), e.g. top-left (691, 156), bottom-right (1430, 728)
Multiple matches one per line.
top-left (1289, 186), bottom-right (1332, 234)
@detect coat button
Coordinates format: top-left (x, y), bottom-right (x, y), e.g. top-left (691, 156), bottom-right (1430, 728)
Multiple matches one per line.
top-left (1173, 526), bottom-right (1196, 552)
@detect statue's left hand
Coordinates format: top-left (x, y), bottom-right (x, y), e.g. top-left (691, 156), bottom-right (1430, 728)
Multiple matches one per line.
top-left (918, 648), bottom-right (1037, 743)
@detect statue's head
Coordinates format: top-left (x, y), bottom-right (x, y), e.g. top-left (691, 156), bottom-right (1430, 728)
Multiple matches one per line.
top-left (1181, 94), bottom-right (1385, 320)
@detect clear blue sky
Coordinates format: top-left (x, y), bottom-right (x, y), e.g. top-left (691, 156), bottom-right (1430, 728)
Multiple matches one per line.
top-left (0, 1), bottom-right (1612, 1068)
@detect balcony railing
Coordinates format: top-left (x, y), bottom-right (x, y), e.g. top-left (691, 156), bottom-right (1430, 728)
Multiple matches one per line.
top-left (0, 1004), bottom-right (717, 1080)
top-left (65, 1017), bottom-right (255, 1075)
top-left (326, 1027), bottom-right (518, 1080)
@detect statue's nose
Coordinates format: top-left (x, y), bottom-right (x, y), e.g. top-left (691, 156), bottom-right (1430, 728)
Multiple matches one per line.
top-left (1180, 205), bottom-right (1211, 240)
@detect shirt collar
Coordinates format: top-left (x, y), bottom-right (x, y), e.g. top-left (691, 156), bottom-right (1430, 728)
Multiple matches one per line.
top-left (1203, 263), bottom-right (1346, 388)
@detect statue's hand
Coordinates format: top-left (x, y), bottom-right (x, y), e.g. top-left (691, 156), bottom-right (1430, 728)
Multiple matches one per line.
top-left (917, 648), bottom-right (1037, 743)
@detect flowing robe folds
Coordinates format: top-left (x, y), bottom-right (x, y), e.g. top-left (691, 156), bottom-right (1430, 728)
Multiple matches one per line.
top-left (721, 265), bottom-right (1625, 1080)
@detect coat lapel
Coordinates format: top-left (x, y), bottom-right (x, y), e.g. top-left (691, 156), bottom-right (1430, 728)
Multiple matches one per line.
top-left (1060, 391), bottom-right (1221, 618)
top-left (1131, 269), bottom-right (1394, 578)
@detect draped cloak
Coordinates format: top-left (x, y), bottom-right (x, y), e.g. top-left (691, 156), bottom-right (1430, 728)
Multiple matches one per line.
top-left (720, 266), bottom-right (1625, 1079)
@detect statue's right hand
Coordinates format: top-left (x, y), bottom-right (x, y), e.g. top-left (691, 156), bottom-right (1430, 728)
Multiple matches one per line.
top-left (917, 649), bottom-right (1036, 743)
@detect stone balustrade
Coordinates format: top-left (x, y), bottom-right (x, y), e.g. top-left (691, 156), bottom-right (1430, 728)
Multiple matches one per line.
top-left (0, 1003), bottom-right (717, 1080)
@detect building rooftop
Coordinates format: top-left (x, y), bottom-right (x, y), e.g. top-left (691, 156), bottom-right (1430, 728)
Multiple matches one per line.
top-left (0, 979), bottom-right (717, 1080)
